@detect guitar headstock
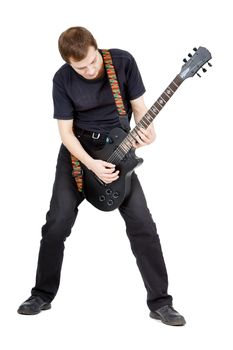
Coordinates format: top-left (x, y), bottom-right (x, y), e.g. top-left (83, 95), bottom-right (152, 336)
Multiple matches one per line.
top-left (179, 46), bottom-right (212, 80)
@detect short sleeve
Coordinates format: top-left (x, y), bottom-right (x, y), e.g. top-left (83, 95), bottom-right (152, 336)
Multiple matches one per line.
top-left (126, 53), bottom-right (146, 100)
top-left (52, 77), bottom-right (74, 120)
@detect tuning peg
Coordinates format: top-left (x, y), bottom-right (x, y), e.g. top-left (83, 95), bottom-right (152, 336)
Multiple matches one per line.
top-left (188, 53), bottom-right (192, 57)
top-left (183, 58), bottom-right (187, 63)
top-left (193, 47), bottom-right (197, 51)
top-left (202, 68), bottom-right (207, 73)
top-left (208, 62), bottom-right (212, 67)
top-left (197, 73), bottom-right (201, 78)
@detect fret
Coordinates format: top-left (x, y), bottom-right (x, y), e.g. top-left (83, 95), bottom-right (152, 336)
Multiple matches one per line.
top-left (172, 76), bottom-right (182, 89)
top-left (115, 148), bottom-right (124, 158)
top-left (124, 143), bottom-right (131, 151)
top-left (165, 87), bottom-right (173, 96)
top-left (170, 81), bottom-right (178, 90)
top-left (161, 93), bottom-right (169, 102)
top-left (134, 125), bottom-right (141, 134)
top-left (157, 100), bottom-right (163, 108)
top-left (127, 134), bottom-right (136, 143)
top-left (131, 129), bottom-right (139, 139)
top-left (167, 85), bottom-right (175, 94)
top-left (144, 117), bottom-right (151, 127)
top-left (164, 90), bottom-right (172, 99)
top-left (129, 130), bottom-right (138, 139)
top-left (120, 143), bottom-right (129, 153)
top-left (174, 75), bottom-right (182, 86)
top-left (171, 80), bottom-right (178, 88)
top-left (139, 118), bottom-right (149, 128)
top-left (142, 116), bottom-right (150, 126)
top-left (150, 105), bottom-right (159, 114)
top-left (147, 109), bottom-right (154, 117)
top-left (159, 97), bottom-right (166, 104)
top-left (146, 114), bottom-right (155, 123)
top-left (155, 101), bottom-right (162, 111)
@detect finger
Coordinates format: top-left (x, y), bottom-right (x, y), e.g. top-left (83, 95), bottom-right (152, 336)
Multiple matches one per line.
top-left (137, 129), bottom-right (150, 141)
top-left (140, 127), bottom-right (156, 142)
top-left (133, 142), bottom-right (142, 149)
top-left (137, 127), bottom-right (149, 136)
top-left (138, 127), bottom-right (147, 134)
top-left (135, 134), bottom-right (146, 145)
top-left (103, 161), bottom-right (116, 168)
top-left (103, 173), bottom-right (119, 183)
top-left (104, 170), bottom-right (120, 178)
top-left (104, 167), bottom-right (117, 174)
top-left (131, 141), bottom-right (137, 148)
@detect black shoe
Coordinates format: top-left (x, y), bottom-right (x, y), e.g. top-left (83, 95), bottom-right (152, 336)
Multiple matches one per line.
top-left (149, 305), bottom-right (186, 326)
top-left (17, 296), bottom-right (51, 315)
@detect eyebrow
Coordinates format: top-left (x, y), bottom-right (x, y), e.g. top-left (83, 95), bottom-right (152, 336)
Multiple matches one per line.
top-left (75, 55), bottom-right (97, 70)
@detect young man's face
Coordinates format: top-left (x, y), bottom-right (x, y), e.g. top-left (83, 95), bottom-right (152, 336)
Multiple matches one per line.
top-left (69, 46), bottom-right (104, 80)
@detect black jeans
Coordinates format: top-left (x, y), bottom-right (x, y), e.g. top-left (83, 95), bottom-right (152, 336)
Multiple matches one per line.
top-left (31, 134), bottom-right (173, 311)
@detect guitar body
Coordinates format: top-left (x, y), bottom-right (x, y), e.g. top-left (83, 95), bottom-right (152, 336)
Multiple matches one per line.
top-left (81, 127), bottom-right (143, 211)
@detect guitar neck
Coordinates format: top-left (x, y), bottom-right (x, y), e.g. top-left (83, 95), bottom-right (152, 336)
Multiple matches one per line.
top-left (131, 74), bottom-right (183, 135)
top-left (107, 74), bottom-right (183, 163)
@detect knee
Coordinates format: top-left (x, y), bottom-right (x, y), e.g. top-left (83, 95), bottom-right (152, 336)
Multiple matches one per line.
top-left (41, 206), bottom-right (78, 243)
top-left (120, 206), bottom-right (157, 234)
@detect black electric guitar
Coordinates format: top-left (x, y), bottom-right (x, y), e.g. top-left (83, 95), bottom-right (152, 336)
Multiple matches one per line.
top-left (81, 46), bottom-right (212, 211)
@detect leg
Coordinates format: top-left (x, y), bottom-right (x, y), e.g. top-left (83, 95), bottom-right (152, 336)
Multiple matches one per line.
top-left (31, 143), bottom-right (85, 302)
top-left (118, 172), bottom-right (173, 311)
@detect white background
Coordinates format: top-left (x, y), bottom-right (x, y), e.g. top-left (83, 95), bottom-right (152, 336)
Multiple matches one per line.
top-left (0, 0), bottom-right (233, 349)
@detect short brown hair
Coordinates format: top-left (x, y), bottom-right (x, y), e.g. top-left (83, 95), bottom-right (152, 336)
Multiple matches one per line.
top-left (58, 26), bottom-right (98, 63)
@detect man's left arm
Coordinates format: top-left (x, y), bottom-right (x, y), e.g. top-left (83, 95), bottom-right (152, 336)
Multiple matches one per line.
top-left (130, 96), bottom-right (156, 148)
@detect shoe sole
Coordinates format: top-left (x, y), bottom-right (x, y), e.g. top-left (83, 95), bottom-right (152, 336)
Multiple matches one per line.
top-left (17, 303), bottom-right (51, 315)
top-left (149, 311), bottom-right (186, 326)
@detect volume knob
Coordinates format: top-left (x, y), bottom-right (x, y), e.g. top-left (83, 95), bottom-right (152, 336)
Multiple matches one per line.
top-left (106, 188), bottom-right (112, 195)
top-left (99, 195), bottom-right (105, 202)
top-left (112, 191), bottom-right (120, 199)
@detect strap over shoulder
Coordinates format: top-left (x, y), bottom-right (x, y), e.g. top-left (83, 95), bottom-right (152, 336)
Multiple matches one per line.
top-left (101, 49), bottom-right (130, 132)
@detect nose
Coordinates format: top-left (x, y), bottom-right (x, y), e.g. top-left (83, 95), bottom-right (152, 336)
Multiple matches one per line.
top-left (86, 65), bottom-right (95, 76)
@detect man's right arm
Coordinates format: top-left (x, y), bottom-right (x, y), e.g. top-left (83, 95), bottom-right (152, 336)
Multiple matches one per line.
top-left (57, 119), bottom-right (94, 169)
top-left (57, 120), bottom-right (119, 183)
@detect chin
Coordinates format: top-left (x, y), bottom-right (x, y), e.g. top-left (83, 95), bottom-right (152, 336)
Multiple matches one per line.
top-left (86, 74), bottom-right (97, 79)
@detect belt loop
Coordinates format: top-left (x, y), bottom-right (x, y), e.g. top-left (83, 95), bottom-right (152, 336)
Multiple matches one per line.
top-left (92, 132), bottom-right (101, 139)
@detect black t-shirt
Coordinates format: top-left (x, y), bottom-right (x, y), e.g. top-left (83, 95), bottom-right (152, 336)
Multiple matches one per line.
top-left (52, 49), bottom-right (146, 133)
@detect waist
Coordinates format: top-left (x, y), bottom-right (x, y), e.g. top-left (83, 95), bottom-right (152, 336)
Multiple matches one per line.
top-left (74, 129), bottom-right (113, 152)
top-left (75, 127), bottom-right (109, 140)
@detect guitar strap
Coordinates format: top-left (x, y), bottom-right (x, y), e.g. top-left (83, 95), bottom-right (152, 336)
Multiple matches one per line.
top-left (71, 49), bottom-right (129, 192)
top-left (101, 49), bottom-right (130, 132)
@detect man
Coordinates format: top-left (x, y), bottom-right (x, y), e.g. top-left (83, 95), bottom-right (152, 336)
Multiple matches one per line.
top-left (17, 26), bottom-right (186, 326)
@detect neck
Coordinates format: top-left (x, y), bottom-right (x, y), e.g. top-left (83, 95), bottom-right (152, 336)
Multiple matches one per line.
top-left (95, 51), bottom-right (105, 79)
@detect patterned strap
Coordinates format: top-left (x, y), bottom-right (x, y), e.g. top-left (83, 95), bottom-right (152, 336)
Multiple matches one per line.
top-left (71, 153), bottom-right (83, 192)
top-left (71, 49), bottom-right (126, 192)
top-left (101, 49), bottom-right (127, 116)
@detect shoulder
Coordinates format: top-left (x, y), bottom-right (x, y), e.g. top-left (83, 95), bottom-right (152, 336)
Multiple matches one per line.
top-left (53, 63), bottom-right (73, 84)
top-left (108, 48), bottom-right (136, 64)
top-left (106, 49), bottom-right (139, 76)
top-left (109, 48), bottom-right (134, 58)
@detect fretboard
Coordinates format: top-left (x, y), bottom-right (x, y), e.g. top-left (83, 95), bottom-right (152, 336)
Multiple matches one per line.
top-left (107, 74), bottom-right (183, 164)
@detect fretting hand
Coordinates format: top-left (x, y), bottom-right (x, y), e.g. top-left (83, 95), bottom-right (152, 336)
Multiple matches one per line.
top-left (132, 125), bottom-right (156, 149)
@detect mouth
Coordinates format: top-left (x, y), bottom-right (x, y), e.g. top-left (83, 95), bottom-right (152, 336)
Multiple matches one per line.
top-left (86, 70), bottom-right (101, 79)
